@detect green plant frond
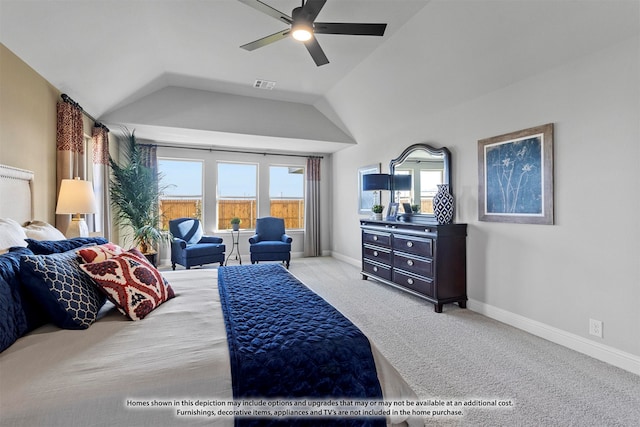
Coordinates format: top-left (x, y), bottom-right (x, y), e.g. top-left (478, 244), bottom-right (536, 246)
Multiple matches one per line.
top-left (109, 129), bottom-right (170, 251)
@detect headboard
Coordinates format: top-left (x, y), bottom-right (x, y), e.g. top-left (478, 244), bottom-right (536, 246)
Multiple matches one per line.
top-left (0, 164), bottom-right (34, 224)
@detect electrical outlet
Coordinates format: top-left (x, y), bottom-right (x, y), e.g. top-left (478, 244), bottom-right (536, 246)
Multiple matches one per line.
top-left (589, 318), bottom-right (603, 338)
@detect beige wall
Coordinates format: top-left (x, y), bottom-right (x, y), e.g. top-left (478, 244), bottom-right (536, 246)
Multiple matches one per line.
top-left (0, 43), bottom-right (59, 223)
top-left (0, 44), bottom-right (112, 230)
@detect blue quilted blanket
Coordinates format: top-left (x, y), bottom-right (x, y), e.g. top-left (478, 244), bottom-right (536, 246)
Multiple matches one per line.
top-left (218, 264), bottom-right (385, 427)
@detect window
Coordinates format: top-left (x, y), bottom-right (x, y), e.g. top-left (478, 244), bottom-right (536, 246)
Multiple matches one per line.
top-left (420, 170), bottom-right (442, 214)
top-left (217, 162), bottom-right (257, 230)
top-left (269, 166), bottom-right (304, 229)
top-left (158, 159), bottom-right (203, 229)
top-left (395, 170), bottom-right (412, 206)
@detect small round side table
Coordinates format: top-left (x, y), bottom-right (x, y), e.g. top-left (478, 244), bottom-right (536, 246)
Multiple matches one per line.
top-left (224, 229), bottom-right (242, 265)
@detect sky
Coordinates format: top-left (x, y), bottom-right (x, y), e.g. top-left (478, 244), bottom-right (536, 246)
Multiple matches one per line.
top-left (158, 160), bottom-right (303, 198)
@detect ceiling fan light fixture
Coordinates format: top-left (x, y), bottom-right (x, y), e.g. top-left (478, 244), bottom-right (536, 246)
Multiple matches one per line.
top-left (291, 22), bottom-right (313, 41)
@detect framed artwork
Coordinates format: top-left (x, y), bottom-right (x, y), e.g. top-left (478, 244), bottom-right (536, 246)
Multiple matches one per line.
top-left (478, 123), bottom-right (554, 224)
top-left (358, 163), bottom-right (380, 214)
top-left (386, 203), bottom-right (399, 220)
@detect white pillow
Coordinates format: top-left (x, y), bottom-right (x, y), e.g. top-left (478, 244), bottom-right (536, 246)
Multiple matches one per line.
top-left (23, 220), bottom-right (66, 241)
top-left (0, 218), bottom-right (28, 254)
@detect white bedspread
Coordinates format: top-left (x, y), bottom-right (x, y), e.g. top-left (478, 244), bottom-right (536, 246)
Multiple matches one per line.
top-left (0, 269), bottom-right (419, 427)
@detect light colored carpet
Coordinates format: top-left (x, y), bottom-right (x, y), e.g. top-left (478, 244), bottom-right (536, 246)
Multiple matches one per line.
top-left (286, 257), bottom-right (640, 427)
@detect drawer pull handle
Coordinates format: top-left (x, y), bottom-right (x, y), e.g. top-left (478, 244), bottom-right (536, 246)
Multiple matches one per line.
top-left (373, 266), bottom-right (378, 272)
top-left (373, 251), bottom-right (379, 257)
top-left (407, 259), bottom-right (414, 266)
top-left (407, 278), bottom-right (414, 285)
top-left (406, 241), bottom-right (413, 248)
top-left (373, 235), bottom-right (378, 241)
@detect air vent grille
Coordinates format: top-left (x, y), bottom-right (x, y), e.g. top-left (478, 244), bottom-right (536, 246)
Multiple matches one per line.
top-left (254, 79), bottom-right (276, 90)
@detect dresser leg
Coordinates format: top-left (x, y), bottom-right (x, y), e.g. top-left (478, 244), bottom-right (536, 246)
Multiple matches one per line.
top-left (434, 303), bottom-right (443, 313)
top-left (361, 274), bottom-right (368, 280)
top-left (458, 300), bottom-right (467, 309)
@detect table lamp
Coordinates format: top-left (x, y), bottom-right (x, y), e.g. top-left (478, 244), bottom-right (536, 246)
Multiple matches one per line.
top-left (363, 173), bottom-right (391, 206)
top-left (56, 177), bottom-right (98, 238)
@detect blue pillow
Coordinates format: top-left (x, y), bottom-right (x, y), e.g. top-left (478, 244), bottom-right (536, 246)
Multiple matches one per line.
top-left (0, 247), bottom-right (46, 352)
top-left (0, 275), bottom-right (24, 352)
top-left (20, 250), bottom-right (106, 330)
top-left (26, 237), bottom-right (108, 255)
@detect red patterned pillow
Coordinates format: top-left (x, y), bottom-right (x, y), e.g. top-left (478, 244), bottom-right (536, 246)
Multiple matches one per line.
top-left (79, 252), bottom-right (175, 320)
top-left (77, 243), bottom-right (124, 263)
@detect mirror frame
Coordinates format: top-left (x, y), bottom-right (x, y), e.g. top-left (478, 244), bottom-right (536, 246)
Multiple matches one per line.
top-left (389, 143), bottom-right (452, 221)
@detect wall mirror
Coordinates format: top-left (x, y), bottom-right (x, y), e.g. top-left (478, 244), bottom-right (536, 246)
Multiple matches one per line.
top-left (389, 143), bottom-right (451, 222)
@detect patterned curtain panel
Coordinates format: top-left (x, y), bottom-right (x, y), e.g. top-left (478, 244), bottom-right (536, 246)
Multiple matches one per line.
top-left (138, 143), bottom-right (159, 194)
top-left (304, 156), bottom-right (321, 257)
top-left (91, 124), bottom-right (112, 240)
top-left (56, 100), bottom-right (86, 234)
top-left (138, 144), bottom-right (157, 171)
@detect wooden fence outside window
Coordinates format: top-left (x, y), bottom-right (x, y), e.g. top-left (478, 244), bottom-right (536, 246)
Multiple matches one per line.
top-left (160, 198), bottom-right (304, 231)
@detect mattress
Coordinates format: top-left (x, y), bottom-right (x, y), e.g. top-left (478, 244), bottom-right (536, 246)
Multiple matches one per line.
top-left (0, 269), bottom-right (420, 427)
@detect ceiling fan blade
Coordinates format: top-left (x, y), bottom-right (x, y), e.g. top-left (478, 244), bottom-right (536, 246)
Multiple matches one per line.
top-left (314, 22), bottom-right (387, 36)
top-left (236, 0), bottom-right (292, 25)
top-left (304, 37), bottom-right (329, 66)
top-left (240, 29), bottom-right (290, 51)
top-left (301, 0), bottom-right (327, 22)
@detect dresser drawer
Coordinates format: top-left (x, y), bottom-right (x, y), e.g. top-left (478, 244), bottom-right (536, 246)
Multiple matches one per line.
top-left (393, 234), bottom-right (433, 257)
top-left (393, 252), bottom-right (433, 278)
top-left (363, 259), bottom-right (392, 281)
top-left (363, 230), bottom-right (392, 247)
top-left (393, 269), bottom-right (434, 297)
top-left (363, 244), bottom-right (392, 264)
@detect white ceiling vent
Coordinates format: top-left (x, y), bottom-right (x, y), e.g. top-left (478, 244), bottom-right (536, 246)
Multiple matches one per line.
top-left (253, 79), bottom-right (276, 90)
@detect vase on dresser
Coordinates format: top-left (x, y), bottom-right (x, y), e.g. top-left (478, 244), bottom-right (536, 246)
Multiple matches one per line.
top-left (433, 184), bottom-right (454, 225)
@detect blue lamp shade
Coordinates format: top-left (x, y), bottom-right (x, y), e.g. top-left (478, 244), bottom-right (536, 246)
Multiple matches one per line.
top-left (392, 174), bottom-right (412, 191)
top-left (363, 174), bottom-right (391, 191)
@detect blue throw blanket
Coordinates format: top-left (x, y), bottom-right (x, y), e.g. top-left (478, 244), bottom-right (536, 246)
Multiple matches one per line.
top-left (218, 264), bottom-right (385, 427)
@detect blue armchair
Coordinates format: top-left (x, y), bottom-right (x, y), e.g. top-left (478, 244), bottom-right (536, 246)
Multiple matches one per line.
top-left (249, 217), bottom-right (292, 269)
top-left (169, 218), bottom-right (225, 270)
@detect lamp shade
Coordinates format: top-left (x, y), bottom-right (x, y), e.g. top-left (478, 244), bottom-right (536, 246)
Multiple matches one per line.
top-left (363, 174), bottom-right (391, 191)
top-left (392, 174), bottom-right (412, 191)
top-left (56, 178), bottom-right (98, 214)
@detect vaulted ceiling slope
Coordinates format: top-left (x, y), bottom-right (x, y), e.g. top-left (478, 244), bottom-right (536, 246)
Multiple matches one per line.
top-left (0, 0), bottom-right (427, 153)
top-left (322, 0), bottom-right (640, 144)
top-left (2, 1), bottom-right (637, 153)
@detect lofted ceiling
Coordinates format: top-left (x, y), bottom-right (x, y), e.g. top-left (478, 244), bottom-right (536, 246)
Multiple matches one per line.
top-left (2, 1), bottom-right (638, 154)
top-left (0, 0), bottom-right (428, 153)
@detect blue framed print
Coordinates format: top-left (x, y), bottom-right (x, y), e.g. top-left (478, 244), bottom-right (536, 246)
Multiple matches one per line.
top-left (478, 123), bottom-right (554, 224)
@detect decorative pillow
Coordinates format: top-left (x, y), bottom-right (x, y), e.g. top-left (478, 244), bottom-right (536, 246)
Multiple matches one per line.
top-left (26, 237), bottom-right (108, 255)
top-left (20, 250), bottom-right (106, 329)
top-left (80, 252), bottom-right (174, 320)
top-left (22, 220), bottom-right (66, 241)
top-left (0, 218), bottom-right (28, 253)
top-left (0, 247), bottom-right (47, 343)
top-left (0, 275), bottom-right (22, 352)
top-left (77, 243), bottom-right (124, 263)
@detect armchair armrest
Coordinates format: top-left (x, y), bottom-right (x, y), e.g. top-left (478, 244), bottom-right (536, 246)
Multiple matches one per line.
top-left (172, 237), bottom-right (187, 250)
top-left (281, 234), bottom-right (293, 243)
top-left (249, 234), bottom-right (260, 244)
top-left (199, 235), bottom-right (223, 244)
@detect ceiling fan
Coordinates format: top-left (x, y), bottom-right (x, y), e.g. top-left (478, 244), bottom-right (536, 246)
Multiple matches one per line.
top-left (238, 0), bottom-right (387, 66)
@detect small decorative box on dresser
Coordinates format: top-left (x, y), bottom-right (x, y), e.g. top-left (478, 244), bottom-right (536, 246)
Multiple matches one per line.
top-left (360, 219), bottom-right (467, 312)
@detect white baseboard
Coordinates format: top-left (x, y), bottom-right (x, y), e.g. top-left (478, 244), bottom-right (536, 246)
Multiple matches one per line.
top-left (467, 299), bottom-right (640, 375)
top-left (324, 254), bottom-right (639, 375)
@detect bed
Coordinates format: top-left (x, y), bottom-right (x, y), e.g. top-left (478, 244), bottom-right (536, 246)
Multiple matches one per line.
top-left (0, 164), bottom-right (420, 427)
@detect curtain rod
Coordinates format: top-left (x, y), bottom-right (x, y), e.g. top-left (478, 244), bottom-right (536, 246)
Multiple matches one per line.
top-left (153, 141), bottom-right (324, 159)
top-left (60, 94), bottom-right (109, 132)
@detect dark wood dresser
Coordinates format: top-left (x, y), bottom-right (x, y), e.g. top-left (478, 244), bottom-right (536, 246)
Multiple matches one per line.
top-left (360, 219), bottom-right (467, 312)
